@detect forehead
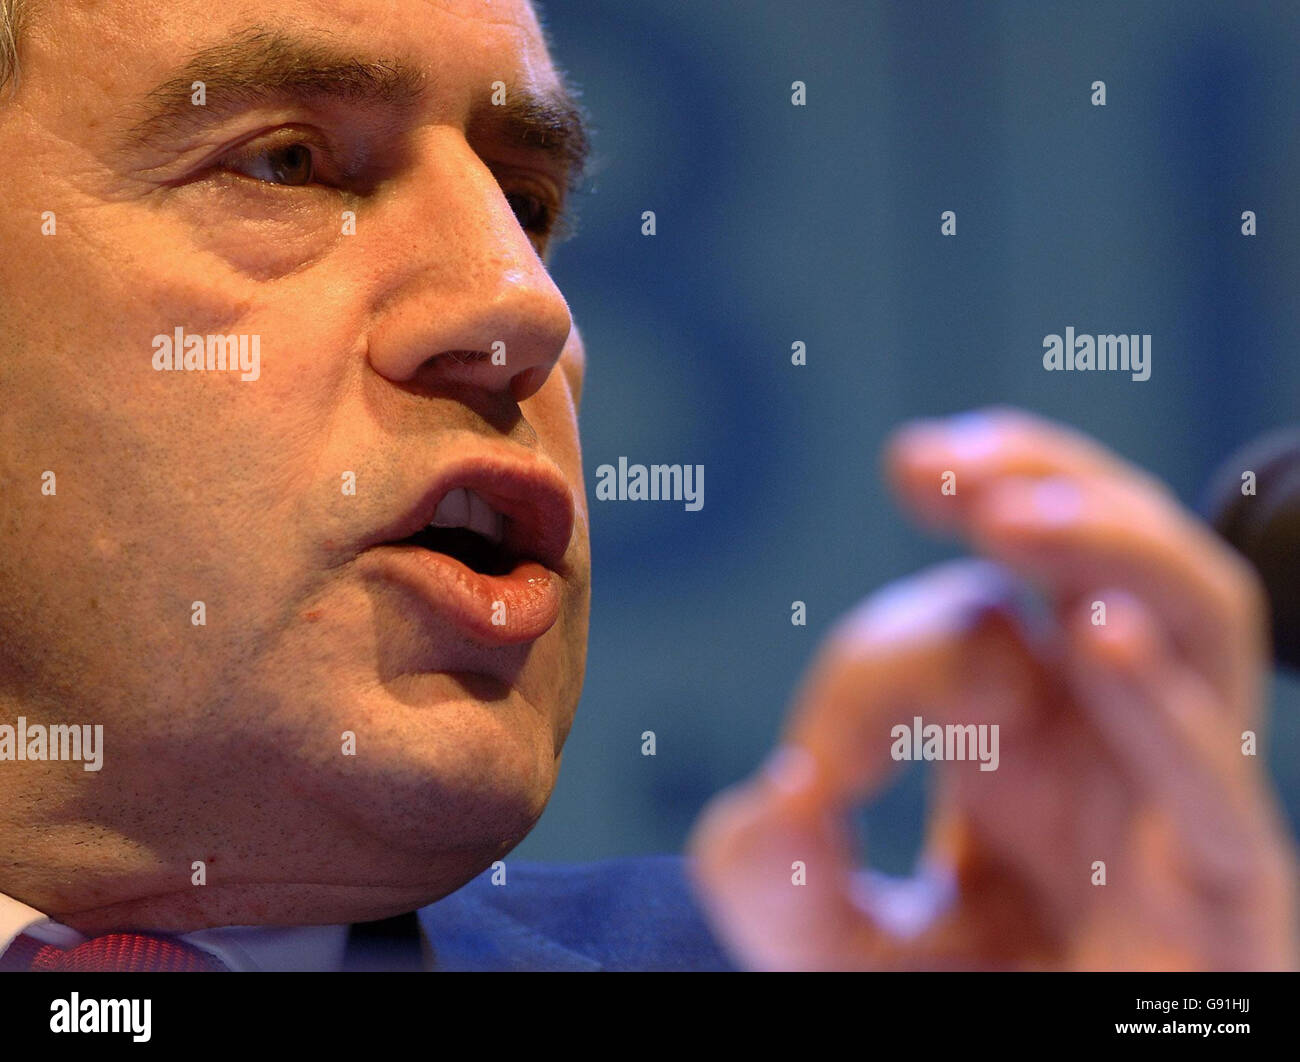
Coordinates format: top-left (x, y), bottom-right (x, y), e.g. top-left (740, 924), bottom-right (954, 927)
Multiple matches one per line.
top-left (45, 0), bottom-right (560, 99)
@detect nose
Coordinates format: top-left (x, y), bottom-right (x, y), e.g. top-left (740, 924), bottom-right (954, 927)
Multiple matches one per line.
top-left (365, 132), bottom-right (573, 405)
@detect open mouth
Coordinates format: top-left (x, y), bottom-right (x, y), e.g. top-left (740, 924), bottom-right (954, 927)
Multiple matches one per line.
top-left (394, 487), bottom-right (516, 576)
top-left (359, 451), bottom-right (576, 645)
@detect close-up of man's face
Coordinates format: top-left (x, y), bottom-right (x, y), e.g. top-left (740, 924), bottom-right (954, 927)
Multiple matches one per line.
top-left (1, 0), bottom-right (1296, 1000)
top-left (0, 0), bottom-right (591, 932)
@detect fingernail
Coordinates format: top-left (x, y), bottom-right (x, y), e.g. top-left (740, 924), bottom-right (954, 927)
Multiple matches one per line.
top-left (945, 412), bottom-right (1000, 459)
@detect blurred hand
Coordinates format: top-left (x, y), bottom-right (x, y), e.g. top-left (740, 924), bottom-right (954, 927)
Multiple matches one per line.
top-left (687, 407), bottom-right (1298, 970)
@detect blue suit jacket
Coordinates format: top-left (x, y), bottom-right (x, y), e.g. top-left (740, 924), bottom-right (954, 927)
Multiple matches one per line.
top-left (415, 855), bottom-right (737, 971)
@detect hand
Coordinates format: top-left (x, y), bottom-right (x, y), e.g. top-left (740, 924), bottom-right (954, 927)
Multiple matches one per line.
top-left (687, 407), bottom-right (1298, 970)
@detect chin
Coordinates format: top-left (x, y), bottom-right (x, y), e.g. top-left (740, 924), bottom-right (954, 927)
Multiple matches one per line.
top-left (290, 687), bottom-right (560, 859)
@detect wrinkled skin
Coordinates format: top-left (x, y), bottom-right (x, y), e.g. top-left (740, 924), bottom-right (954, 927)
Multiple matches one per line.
top-left (0, 0), bottom-right (590, 931)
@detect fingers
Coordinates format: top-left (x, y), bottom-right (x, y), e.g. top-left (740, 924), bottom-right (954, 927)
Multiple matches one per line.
top-left (686, 559), bottom-right (1045, 969)
top-left (687, 756), bottom-right (988, 970)
top-left (884, 406), bottom-right (1158, 529)
top-left (886, 407), bottom-right (1269, 703)
top-left (780, 559), bottom-right (1044, 805)
top-left (1062, 589), bottom-right (1291, 901)
top-left (973, 474), bottom-right (1264, 707)
top-left (685, 750), bottom-right (883, 970)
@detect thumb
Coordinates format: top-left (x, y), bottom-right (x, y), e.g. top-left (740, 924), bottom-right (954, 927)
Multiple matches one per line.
top-left (686, 746), bottom-right (882, 970)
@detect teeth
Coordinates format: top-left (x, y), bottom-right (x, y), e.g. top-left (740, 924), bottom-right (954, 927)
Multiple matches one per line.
top-left (431, 487), bottom-right (505, 545)
top-left (432, 487), bottom-right (470, 529)
top-left (466, 489), bottom-right (505, 544)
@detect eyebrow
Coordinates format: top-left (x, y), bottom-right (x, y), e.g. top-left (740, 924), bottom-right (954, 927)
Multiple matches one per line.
top-left (121, 25), bottom-right (591, 194)
top-left (467, 87), bottom-right (592, 198)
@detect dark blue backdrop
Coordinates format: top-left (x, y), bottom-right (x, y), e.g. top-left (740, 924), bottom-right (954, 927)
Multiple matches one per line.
top-left (514, 0), bottom-right (1300, 872)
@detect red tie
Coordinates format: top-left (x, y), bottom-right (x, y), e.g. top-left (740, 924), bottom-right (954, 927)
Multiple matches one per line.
top-left (1, 931), bottom-right (228, 971)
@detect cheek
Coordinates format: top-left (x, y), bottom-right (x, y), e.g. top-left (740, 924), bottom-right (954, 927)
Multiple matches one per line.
top-left (527, 385), bottom-right (591, 603)
top-left (0, 261), bottom-right (365, 697)
top-left (159, 181), bottom-right (349, 279)
top-left (525, 376), bottom-right (584, 496)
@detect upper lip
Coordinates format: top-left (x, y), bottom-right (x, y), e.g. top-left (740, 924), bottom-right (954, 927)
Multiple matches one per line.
top-left (363, 447), bottom-right (576, 573)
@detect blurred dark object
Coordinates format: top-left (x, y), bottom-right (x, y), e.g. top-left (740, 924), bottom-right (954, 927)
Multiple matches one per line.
top-left (1200, 427), bottom-right (1300, 671)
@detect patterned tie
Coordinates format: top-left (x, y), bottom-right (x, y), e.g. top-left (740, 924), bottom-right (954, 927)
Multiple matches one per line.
top-left (0, 931), bottom-right (228, 971)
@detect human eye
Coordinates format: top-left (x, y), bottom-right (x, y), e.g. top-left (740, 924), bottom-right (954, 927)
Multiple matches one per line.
top-left (216, 129), bottom-right (338, 188)
top-left (503, 184), bottom-right (572, 251)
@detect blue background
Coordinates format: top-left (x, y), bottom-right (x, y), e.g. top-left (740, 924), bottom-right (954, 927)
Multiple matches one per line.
top-left (514, 0), bottom-right (1300, 873)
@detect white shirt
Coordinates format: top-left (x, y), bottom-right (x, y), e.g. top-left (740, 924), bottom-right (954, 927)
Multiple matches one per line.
top-left (0, 890), bottom-right (352, 971)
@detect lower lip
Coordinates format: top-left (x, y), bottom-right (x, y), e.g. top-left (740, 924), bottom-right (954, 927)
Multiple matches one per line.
top-left (363, 546), bottom-right (563, 645)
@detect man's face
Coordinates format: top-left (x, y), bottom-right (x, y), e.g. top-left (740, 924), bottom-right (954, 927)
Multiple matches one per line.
top-left (0, 0), bottom-right (591, 930)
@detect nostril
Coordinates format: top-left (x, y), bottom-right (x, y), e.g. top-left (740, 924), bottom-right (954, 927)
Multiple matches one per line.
top-left (510, 366), bottom-right (549, 403)
top-left (440, 349), bottom-right (492, 365)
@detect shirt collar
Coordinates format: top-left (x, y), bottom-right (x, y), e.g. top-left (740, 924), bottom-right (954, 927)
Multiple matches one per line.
top-left (0, 890), bottom-right (78, 954)
top-left (0, 890), bottom-right (352, 971)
